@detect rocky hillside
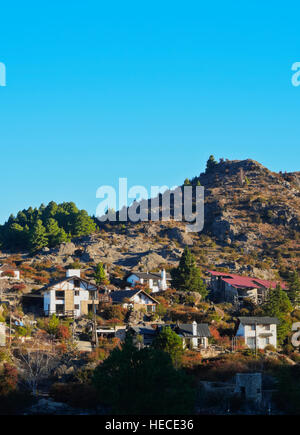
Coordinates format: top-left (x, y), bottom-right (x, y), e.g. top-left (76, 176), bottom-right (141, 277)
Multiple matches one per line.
top-left (0, 158), bottom-right (299, 285)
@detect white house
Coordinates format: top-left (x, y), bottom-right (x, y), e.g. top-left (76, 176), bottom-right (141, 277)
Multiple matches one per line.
top-left (42, 269), bottom-right (98, 318)
top-left (126, 269), bottom-right (169, 293)
top-left (0, 264), bottom-right (20, 280)
top-left (174, 321), bottom-right (211, 349)
top-left (109, 289), bottom-right (159, 313)
top-left (236, 317), bottom-right (279, 350)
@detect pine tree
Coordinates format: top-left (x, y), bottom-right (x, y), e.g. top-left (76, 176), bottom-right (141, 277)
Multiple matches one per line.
top-left (153, 326), bottom-right (183, 368)
top-left (287, 271), bottom-right (300, 306)
top-left (73, 210), bottom-right (97, 236)
top-left (94, 262), bottom-right (107, 285)
top-left (29, 219), bottom-right (48, 253)
top-left (263, 284), bottom-right (293, 345)
top-left (205, 155), bottom-right (217, 173)
top-left (46, 218), bottom-right (68, 247)
top-left (171, 247), bottom-right (208, 298)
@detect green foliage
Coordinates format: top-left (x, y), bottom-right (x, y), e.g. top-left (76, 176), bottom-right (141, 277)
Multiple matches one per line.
top-left (92, 337), bottom-right (195, 414)
top-left (0, 201), bottom-right (97, 252)
top-left (263, 284), bottom-right (293, 345)
top-left (47, 314), bottom-right (60, 336)
top-left (205, 155), bottom-right (217, 173)
top-left (29, 219), bottom-right (48, 253)
top-left (287, 271), bottom-right (300, 306)
top-left (171, 247), bottom-right (208, 298)
top-left (46, 218), bottom-right (69, 247)
top-left (152, 326), bottom-right (184, 367)
top-left (94, 262), bottom-right (107, 285)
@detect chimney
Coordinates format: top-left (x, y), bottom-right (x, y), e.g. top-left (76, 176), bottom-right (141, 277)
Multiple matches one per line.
top-left (66, 269), bottom-right (81, 278)
top-left (192, 320), bottom-right (197, 336)
top-left (160, 269), bottom-right (167, 290)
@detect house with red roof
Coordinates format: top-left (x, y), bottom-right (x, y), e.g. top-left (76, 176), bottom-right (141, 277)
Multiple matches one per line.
top-left (208, 270), bottom-right (286, 305)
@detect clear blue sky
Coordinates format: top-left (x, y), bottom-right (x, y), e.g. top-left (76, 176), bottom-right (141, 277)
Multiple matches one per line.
top-left (0, 1), bottom-right (299, 223)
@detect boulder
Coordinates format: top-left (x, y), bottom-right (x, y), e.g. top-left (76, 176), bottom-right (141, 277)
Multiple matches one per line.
top-left (57, 242), bottom-right (76, 256)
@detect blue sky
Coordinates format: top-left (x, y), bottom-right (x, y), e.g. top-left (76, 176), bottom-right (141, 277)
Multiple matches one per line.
top-left (0, 1), bottom-right (299, 223)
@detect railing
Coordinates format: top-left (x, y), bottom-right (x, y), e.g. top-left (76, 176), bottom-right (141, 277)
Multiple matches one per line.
top-left (44, 309), bottom-right (76, 318)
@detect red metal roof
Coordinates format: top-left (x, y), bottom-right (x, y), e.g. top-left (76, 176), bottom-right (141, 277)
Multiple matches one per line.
top-left (208, 270), bottom-right (286, 290)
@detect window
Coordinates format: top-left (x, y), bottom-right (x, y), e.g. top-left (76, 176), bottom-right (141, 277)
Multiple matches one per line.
top-left (89, 291), bottom-right (96, 300)
top-left (74, 304), bottom-right (80, 310)
top-left (55, 291), bottom-right (64, 300)
top-left (265, 325), bottom-right (270, 331)
top-left (74, 290), bottom-right (80, 296)
top-left (56, 305), bottom-right (64, 314)
top-left (74, 279), bottom-right (80, 288)
top-left (247, 337), bottom-right (256, 348)
top-left (266, 337), bottom-right (270, 345)
top-left (251, 325), bottom-right (255, 330)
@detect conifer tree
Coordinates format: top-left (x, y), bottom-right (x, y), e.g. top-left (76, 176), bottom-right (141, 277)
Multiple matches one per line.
top-left (287, 271), bottom-right (300, 306)
top-left (29, 219), bottom-right (48, 252)
top-left (171, 247), bottom-right (208, 298)
top-left (263, 284), bottom-right (293, 345)
top-left (205, 155), bottom-right (217, 173)
top-left (94, 262), bottom-right (108, 285)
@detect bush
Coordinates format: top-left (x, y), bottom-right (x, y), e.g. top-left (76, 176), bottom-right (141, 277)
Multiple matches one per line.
top-left (102, 305), bottom-right (127, 322)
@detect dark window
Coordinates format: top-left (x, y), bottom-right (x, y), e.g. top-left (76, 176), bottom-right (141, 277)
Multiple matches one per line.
top-left (56, 305), bottom-right (64, 314)
top-left (74, 290), bottom-right (80, 296)
top-left (56, 291), bottom-right (64, 299)
top-left (74, 279), bottom-right (80, 288)
top-left (74, 304), bottom-right (80, 310)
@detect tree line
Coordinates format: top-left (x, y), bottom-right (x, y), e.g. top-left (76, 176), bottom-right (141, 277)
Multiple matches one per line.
top-left (0, 201), bottom-right (97, 253)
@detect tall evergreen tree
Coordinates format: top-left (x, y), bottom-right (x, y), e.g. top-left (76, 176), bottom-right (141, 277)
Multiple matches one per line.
top-left (152, 326), bottom-right (183, 368)
top-left (94, 262), bottom-right (107, 285)
top-left (73, 210), bottom-right (97, 236)
top-left (29, 219), bottom-right (48, 253)
top-left (205, 155), bottom-right (217, 173)
top-left (171, 247), bottom-right (208, 298)
top-left (92, 336), bottom-right (195, 414)
top-left (46, 218), bottom-right (68, 247)
top-left (263, 284), bottom-right (293, 345)
top-left (287, 271), bottom-right (300, 306)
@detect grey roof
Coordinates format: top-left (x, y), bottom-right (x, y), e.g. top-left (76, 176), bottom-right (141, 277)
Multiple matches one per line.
top-left (176, 323), bottom-right (211, 338)
top-left (110, 289), bottom-right (158, 304)
top-left (238, 317), bottom-right (279, 325)
top-left (130, 326), bottom-right (156, 336)
top-left (128, 271), bottom-right (171, 280)
top-left (128, 272), bottom-right (161, 280)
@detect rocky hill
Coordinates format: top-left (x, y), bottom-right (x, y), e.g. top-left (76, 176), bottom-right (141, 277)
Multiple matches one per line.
top-left (1, 158), bottom-right (299, 285)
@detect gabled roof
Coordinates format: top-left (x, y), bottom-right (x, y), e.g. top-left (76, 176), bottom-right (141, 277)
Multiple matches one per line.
top-left (110, 289), bottom-right (159, 304)
top-left (128, 272), bottom-right (161, 280)
top-left (208, 270), bottom-right (286, 290)
top-left (129, 326), bottom-right (157, 336)
top-left (127, 271), bottom-right (171, 281)
top-left (238, 316), bottom-right (280, 325)
top-left (176, 323), bottom-right (211, 338)
top-left (40, 275), bottom-right (98, 294)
